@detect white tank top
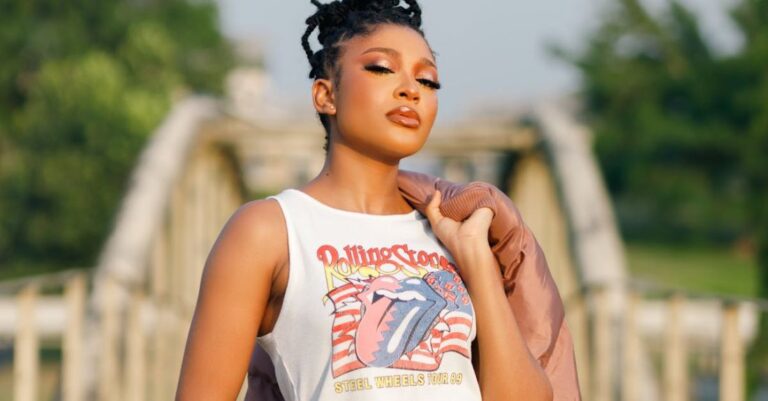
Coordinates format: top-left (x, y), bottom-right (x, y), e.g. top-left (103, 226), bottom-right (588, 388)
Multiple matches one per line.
top-left (257, 188), bottom-right (482, 401)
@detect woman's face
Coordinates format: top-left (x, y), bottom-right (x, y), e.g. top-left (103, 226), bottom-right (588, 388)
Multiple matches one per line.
top-left (314, 24), bottom-right (440, 162)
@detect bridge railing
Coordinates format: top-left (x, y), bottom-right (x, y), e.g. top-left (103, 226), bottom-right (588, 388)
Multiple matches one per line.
top-left (575, 279), bottom-right (768, 401)
top-left (0, 269), bottom-right (89, 401)
top-left (3, 270), bottom-right (763, 401)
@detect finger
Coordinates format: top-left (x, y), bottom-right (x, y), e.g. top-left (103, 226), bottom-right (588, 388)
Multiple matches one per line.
top-left (467, 207), bottom-right (494, 231)
top-left (424, 189), bottom-right (443, 224)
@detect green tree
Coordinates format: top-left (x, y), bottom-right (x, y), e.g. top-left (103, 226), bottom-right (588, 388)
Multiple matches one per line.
top-left (0, 0), bottom-right (234, 274)
top-left (552, 0), bottom-right (768, 394)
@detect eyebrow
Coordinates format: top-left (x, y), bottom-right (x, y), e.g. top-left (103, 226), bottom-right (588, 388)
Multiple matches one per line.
top-left (361, 47), bottom-right (437, 69)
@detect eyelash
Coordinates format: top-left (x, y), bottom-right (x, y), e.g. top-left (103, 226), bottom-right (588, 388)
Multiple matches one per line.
top-left (364, 65), bottom-right (442, 90)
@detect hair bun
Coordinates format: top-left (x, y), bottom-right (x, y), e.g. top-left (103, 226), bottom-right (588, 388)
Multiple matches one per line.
top-left (301, 0), bottom-right (425, 80)
top-left (310, 0), bottom-right (421, 30)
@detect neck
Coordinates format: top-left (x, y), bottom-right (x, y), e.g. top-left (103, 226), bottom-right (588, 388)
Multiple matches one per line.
top-left (303, 141), bottom-right (412, 215)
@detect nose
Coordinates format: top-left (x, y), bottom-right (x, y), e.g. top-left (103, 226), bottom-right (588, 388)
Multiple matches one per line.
top-left (394, 74), bottom-right (420, 103)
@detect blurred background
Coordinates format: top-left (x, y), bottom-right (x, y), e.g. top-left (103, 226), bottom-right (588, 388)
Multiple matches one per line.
top-left (0, 0), bottom-right (766, 400)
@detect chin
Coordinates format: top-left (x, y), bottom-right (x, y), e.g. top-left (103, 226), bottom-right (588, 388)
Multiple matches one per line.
top-left (337, 120), bottom-right (430, 160)
top-left (378, 136), bottom-right (428, 161)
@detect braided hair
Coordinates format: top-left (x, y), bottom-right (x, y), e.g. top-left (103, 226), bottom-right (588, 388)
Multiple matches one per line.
top-left (301, 0), bottom-right (427, 152)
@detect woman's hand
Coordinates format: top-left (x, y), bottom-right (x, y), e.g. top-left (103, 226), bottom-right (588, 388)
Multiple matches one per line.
top-left (423, 190), bottom-right (496, 284)
top-left (425, 190), bottom-right (554, 401)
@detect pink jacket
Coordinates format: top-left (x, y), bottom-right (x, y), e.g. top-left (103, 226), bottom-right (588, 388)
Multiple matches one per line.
top-left (245, 170), bottom-right (582, 400)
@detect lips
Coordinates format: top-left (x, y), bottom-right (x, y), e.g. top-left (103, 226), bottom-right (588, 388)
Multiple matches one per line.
top-left (386, 106), bottom-right (421, 128)
top-left (355, 276), bottom-right (446, 367)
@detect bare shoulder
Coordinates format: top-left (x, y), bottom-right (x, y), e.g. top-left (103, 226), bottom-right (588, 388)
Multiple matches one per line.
top-left (205, 198), bottom-right (287, 282)
top-left (189, 197), bottom-right (288, 310)
top-left (224, 198), bottom-right (286, 246)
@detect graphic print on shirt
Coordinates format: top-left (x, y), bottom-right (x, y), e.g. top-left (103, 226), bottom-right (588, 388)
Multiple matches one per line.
top-left (317, 243), bottom-right (474, 378)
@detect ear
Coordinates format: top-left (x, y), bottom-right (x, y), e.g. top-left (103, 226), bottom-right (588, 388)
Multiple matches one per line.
top-left (311, 78), bottom-right (336, 115)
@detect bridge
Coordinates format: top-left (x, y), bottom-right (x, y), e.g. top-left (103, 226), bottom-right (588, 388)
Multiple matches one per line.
top-left (0, 95), bottom-right (764, 401)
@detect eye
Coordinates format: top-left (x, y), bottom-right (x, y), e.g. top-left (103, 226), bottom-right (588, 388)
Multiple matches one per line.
top-left (417, 78), bottom-right (441, 90)
top-left (365, 65), bottom-right (442, 90)
top-left (364, 64), bottom-right (393, 74)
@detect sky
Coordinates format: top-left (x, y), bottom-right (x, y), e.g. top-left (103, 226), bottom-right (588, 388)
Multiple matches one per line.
top-left (215, 0), bottom-right (739, 127)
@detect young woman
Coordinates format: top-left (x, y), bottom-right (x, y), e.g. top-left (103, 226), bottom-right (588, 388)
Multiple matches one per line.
top-left (175, 1), bottom-right (553, 400)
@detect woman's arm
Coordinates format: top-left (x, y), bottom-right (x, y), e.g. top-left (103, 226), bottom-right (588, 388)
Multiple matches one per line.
top-left (175, 199), bottom-right (286, 401)
top-left (459, 238), bottom-right (553, 401)
top-left (424, 191), bottom-right (553, 401)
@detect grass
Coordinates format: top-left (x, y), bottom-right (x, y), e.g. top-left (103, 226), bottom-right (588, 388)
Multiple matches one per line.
top-left (625, 241), bottom-right (760, 298)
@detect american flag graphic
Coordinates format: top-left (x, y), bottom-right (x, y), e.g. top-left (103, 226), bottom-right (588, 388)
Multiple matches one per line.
top-left (325, 271), bottom-right (474, 378)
